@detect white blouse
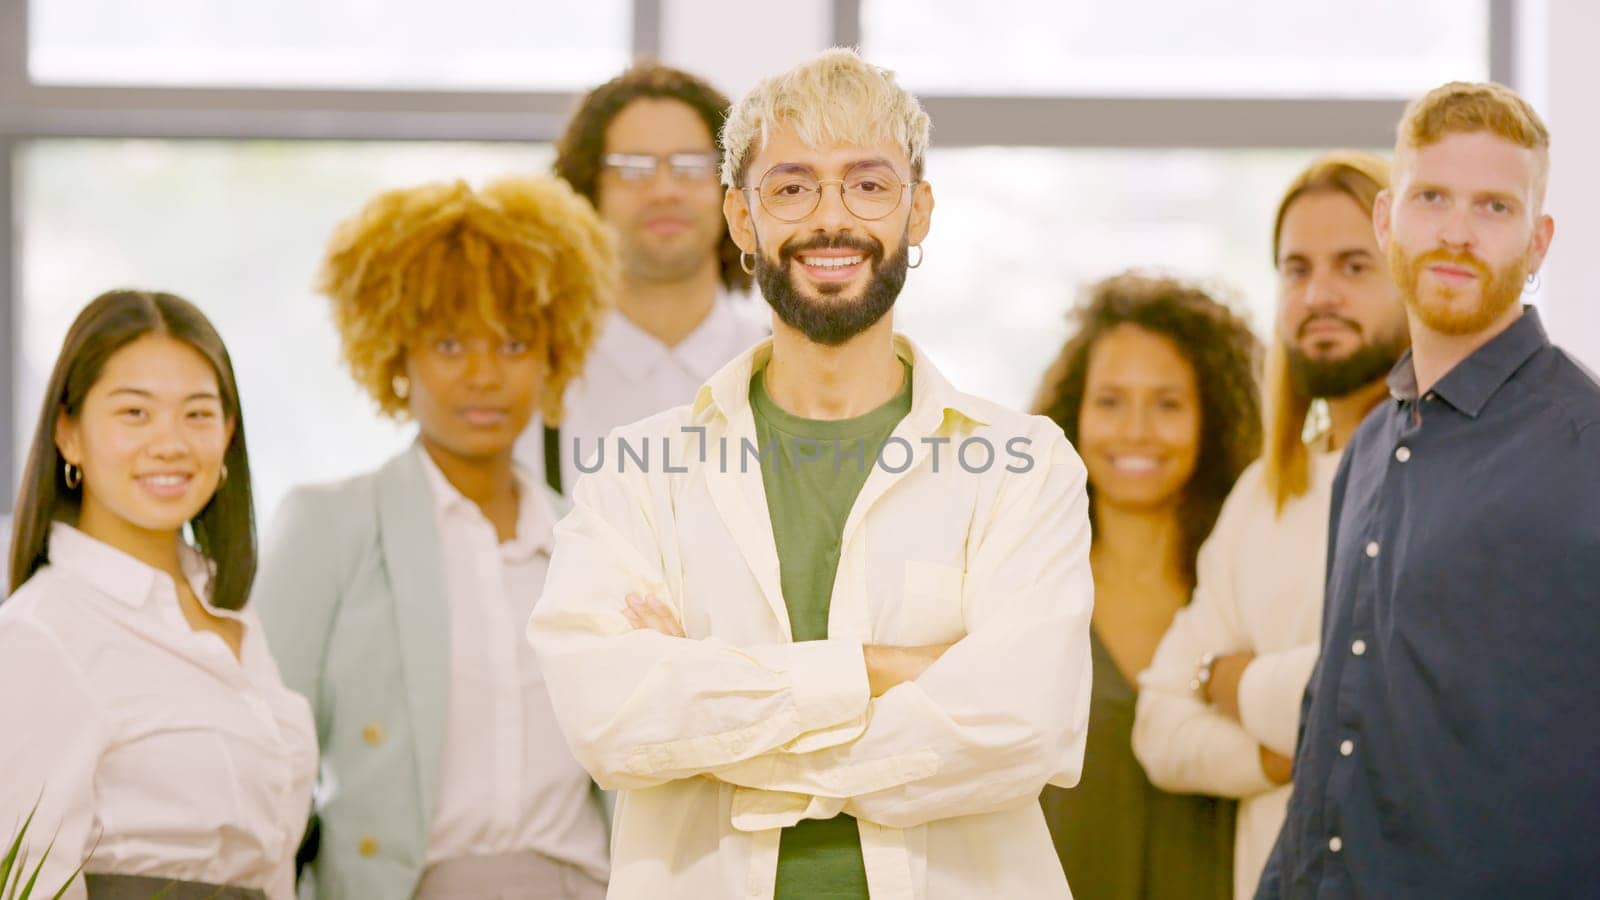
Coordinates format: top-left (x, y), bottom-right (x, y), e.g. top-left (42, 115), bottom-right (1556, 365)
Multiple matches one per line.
top-left (0, 523), bottom-right (317, 900)
top-left (417, 450), bottom-right (610, 881)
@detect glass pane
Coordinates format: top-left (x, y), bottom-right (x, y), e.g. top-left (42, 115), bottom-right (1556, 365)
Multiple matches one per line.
top-left (897, 146), bottom-right (1327, 411)
top-left (29, 0), bottom-right (630, 90)
top-left (863, 0), bottom-right (1488, 98)
top-left (15, 139), bottom-right (550, 525)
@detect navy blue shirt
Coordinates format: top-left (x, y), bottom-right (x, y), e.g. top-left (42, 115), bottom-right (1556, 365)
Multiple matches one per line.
top-left (1258, 308), bottom-right (1600, 898)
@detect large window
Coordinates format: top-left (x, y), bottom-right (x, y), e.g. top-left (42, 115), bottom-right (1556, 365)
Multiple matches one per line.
top-left (29, 0), bottom-right (633, 90)
top-left (863, 0), bottom-right (1489, 98)
top-left (0, 0), bottom-right (1514, 525)
top-left (900, 147), bottom-right (1318, 410)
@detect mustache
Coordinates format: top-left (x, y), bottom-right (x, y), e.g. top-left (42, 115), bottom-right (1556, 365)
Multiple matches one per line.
top-left (1297, 314), bottom-right (1362, 340)
top-left (1413, 248), bottom-right (1490, 279)
top-left (777, 233), bottom-right (884, 265)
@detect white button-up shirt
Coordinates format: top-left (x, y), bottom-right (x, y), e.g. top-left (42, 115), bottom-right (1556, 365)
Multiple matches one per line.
top-left (1132, 451), bottom-right (1339, 899)
top-left (417, 450), bottom-right (610, 881)
top-left (518, 293), bottom-right (769, 492)
top-left (0, 523), bottom-right (316, 900)
top-left (529, 335), bottom-right (1094, 900)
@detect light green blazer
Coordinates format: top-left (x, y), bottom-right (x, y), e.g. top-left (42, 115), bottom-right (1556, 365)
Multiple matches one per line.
top-left (254, 449), bottom-right (576, 899)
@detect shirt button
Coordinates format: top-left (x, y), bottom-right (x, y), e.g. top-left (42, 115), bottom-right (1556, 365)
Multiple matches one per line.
top-left (1351, 639), bottom-right (1367, 656)
top-left (358, 836), bottom-right (380, 857)
top-left (362, 722), bottom-right (385, 746)
top-left (1339, 739), bottom-right (1355, 756)
top-left (1329, 836), bottom-right (1344, 853)
top-left (1395, 446), bottom-right (1411, 463)
top-left (1365, 541), bottom-right (1380, 558)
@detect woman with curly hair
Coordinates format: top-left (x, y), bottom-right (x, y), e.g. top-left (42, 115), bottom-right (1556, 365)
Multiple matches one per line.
top-left (253, 176), bottom-right (616, 899)
top-left (1033, 272), bottom-right (1261, 900)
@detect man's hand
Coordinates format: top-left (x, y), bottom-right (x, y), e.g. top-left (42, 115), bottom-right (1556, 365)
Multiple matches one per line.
top-left (864, 643), bottom-right (954, 697)
top-left (1259, 744), bottom-right (1293, 785)
top-left (623, 592), bottom-right (685, 637)
top-left (1206, 651), bottom-right (1254, 722)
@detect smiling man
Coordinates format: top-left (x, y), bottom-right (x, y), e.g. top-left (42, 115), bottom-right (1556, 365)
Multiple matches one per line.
top-left (529, 48), bottom-right (1093, 899)
top-left (1257, 83), bottom-right (1600, 898)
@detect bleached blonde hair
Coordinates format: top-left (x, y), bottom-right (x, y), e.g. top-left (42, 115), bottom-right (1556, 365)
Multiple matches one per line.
top-left (720, 47), bottom-right (931, 188)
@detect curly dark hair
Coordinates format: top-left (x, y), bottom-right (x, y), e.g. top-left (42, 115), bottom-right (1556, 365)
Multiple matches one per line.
top-left (554, 61), bottom-right (751, 293)
top-left (1032, 272), bottom-right (1262, 585)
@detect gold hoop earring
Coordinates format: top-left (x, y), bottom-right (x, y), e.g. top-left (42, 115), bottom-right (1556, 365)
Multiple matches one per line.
top-left (218, 463), bottom-right (229, 486)
top-left (63, 461), bottom-right (82, 489)
top-left (907, 244), bottom-right (924, 269)
top-left (739, 251), bottom-right (756, 276)
top-left (392, 374), bottom-right (410, 400)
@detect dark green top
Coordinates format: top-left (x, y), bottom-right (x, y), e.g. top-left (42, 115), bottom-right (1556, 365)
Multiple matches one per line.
top-left (751, 361), bottom-right (913, 900)
top-left (1040, 630), bottom-right (1236, 900)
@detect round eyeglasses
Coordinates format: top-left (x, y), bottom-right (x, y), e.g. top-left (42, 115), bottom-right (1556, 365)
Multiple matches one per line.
top-left (744, 162), bottom-right (915, 222)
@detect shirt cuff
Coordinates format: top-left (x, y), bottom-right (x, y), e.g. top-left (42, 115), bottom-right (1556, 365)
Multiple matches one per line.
top-left (787, 639), bottom-right (871, 735)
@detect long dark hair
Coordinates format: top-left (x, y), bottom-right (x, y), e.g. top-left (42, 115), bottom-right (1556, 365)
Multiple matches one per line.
top-left (8, 290), bottom-right (257, 610)
top-left (1032, 272), bottom-right (1262, 586)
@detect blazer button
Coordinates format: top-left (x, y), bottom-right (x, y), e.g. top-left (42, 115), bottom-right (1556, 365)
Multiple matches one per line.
top-left (358, 836), bottom-right (379, 857)
top-left (362, 722), bottom-right (385, 746)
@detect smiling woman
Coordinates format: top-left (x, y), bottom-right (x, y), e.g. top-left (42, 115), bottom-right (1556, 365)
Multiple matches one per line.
top-left (0, 289), bottom-right (317, 900)
top-left (1031, 272), bottom-right (1261, 900)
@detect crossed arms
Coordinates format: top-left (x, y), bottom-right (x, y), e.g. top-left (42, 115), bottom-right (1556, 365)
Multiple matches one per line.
top-left (527, 430), bottom-right (1094, 830)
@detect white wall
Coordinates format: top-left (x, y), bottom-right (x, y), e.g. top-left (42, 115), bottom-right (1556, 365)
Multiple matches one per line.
top-left (660, 0), bottom-right (834, 103)
top-left (1530, 0), bottom-right (1600, 370)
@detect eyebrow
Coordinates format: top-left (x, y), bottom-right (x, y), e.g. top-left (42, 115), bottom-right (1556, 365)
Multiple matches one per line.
top-left (1280, 247), bottom-right (1375, 266)
top-left (763, 157), bottom-right (900, 178)
top-left (107, 387), bottom-right (222, 402)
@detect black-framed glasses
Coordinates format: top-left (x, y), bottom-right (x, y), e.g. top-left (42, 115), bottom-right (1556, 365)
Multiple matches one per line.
top-left (601, 151), bottom-right (720, 183)
top-left (744, 161), bottom-right (915, 222)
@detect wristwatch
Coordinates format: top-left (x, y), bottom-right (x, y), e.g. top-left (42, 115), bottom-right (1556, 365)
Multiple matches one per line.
top-left (1190, 652), bottom-right (1219, 702)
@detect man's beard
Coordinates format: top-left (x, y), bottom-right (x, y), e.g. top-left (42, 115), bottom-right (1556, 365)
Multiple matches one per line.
top-left (1388, 242), bottom-right (1529, 336)
top-left (1286, 330), bottom-right (1407, 398)
top-left (755, 233), bottom-right (908, 346)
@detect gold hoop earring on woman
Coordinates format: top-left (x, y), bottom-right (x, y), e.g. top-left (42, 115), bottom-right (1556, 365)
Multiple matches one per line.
top-left (63, 461), bottom-right (82, 489)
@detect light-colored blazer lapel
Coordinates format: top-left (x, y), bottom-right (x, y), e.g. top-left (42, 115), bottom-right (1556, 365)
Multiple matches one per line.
top-left (373, 450), bottom-right (450, 836)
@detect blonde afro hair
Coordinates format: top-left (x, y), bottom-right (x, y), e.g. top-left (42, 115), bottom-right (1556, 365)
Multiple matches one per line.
top-left (316, 175), bottom-right (617, 423)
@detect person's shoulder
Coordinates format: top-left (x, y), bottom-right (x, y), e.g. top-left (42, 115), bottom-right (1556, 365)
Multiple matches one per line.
top-left (1531, 345), bottom-right (1600, 430)
top-left (275, 467), bottom-right (383, 526)
top-left (264, 464), bottom-right (391, 563)
top-left (0, 568), bottom-right (92, 664)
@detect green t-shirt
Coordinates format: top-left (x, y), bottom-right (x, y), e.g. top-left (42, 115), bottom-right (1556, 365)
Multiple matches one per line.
top-left (750, 361), bottom-right (913, 900)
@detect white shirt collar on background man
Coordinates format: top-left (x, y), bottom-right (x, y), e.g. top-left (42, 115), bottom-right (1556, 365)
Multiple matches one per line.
top-left (412, 447), bottom-right (609, 881)
top-left (516, 290), bottom-right (769, 493)
top-left (0, 523), bottom-right (317, 900)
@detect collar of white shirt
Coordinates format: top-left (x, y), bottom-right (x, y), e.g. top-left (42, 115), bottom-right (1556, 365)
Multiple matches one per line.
top-left (692, 332), bottom-right (994, 435)
top-left (47, 520), bottom-right (230, 617)
top-left (594, 290), bottom-right (763, 385)
top-left (413, 445), bottom-right (559, 562)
